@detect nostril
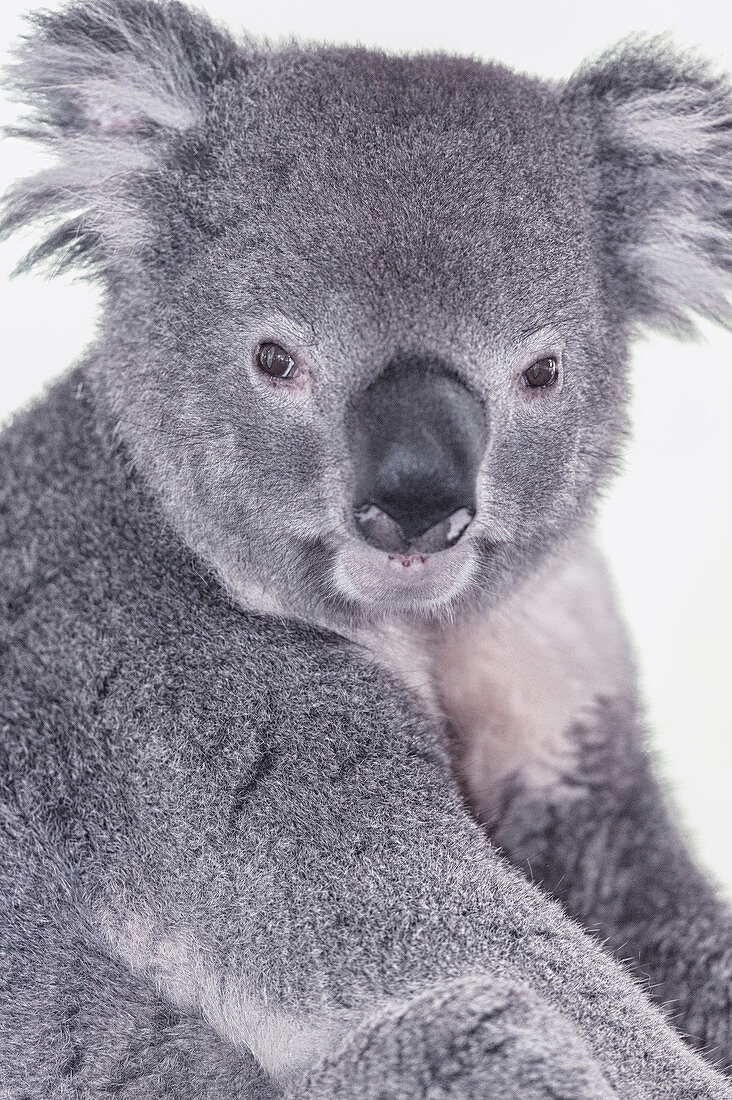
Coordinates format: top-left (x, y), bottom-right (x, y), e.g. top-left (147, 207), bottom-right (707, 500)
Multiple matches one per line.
top-left (411, 507), bottom-right (474, 553)
top-left (354, 504), bottom-right (408, 553)
top-left (354, 503), bottom-right (474, 554)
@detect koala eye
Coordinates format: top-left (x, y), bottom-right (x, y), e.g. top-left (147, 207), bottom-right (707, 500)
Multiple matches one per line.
top-left (257, 343), bottom-right (300, 380)
top-left (523, 357), bottom-right (558, 389)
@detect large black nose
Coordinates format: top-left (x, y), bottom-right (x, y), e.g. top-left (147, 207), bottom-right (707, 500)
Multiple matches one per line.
top-left (348, 358), bottom-right (486, 553)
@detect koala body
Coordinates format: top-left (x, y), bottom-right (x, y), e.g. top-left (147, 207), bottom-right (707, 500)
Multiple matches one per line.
top-left (1, 2), bottom-right (732, 1097)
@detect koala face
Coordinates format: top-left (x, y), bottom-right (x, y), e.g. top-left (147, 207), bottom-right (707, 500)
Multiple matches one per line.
top-left (3, 2), bottom-right (730, 625)
top-left (108, 50), bottom-right (620, 622)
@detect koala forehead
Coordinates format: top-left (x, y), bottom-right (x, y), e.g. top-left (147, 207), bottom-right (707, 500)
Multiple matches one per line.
top-left (176, 47), bottom-right (596, 335)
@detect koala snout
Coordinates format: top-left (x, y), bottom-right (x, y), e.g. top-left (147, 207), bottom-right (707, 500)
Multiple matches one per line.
top-left (348, 359), bottom-right (486, 554)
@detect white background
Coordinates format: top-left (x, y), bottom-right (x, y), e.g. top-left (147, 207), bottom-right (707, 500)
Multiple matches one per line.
top-left (1, 0), bottom-right (731, 890)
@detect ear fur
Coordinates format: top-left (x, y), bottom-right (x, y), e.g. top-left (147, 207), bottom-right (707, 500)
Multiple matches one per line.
top-left (0, 0), bottom-right (244, 275)
top-left (562, 37), bottom-right (732, 336)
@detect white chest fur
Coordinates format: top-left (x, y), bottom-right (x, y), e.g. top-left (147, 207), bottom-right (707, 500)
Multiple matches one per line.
top-left (358, 540), bottom-right (634, 825)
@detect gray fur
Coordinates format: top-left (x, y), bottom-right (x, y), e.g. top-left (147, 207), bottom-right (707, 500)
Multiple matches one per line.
top-left (1, 2), bottom-right (731, 1096)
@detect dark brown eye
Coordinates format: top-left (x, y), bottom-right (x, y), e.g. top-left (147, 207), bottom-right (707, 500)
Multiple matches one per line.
top-left (257, 343), bottom-right (299, 379)
top-left (523, 357), bottom-right (558, 389)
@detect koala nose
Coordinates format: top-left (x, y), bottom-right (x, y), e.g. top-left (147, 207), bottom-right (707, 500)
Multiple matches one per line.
top-left (348, 358), bottom-right (486, 554)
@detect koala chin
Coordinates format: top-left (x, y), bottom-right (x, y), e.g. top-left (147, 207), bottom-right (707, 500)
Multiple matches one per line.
top-left (2, 2), bottom-right (732, 1098)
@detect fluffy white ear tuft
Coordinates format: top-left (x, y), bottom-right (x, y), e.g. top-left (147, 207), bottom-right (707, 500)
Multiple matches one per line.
top-left (0, 0), bottom-right (245, 275)
top-left (564, 37), bottom-right (732, 337)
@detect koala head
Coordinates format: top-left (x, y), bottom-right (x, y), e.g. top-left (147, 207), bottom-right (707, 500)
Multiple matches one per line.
top-left (3, 0), bottom-right (731, 626)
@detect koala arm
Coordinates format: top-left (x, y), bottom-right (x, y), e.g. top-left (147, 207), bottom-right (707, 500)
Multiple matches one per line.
top-left (91, 632), bottom-right (732, 1100)
top-left (81, 623), bottom-right (730, 1100)
top-left (283, 976), bottom-right (619, 1100)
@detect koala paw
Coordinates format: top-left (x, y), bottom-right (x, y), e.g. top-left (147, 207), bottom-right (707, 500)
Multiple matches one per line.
top-left (287, 976), bottom-right (618, 1100)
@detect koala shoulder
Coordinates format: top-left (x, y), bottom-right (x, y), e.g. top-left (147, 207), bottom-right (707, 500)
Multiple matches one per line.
top-left (0, 371), bottom-right (436, 776)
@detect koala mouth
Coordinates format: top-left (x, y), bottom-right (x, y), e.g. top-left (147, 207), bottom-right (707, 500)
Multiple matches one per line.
top-left (355, 504), bottom-right (474, 556)
top-left (333, 537), bottom-right (478, 614)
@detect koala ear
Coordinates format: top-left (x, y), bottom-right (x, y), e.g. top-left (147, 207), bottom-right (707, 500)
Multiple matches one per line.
top-left (562, 38), bottom-right (732, 336)
top-left (0, 0), bottom-right (245, 275)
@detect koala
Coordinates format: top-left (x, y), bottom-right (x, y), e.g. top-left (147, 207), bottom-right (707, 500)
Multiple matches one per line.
top-left (1, 1), bottom-right (731, 1097)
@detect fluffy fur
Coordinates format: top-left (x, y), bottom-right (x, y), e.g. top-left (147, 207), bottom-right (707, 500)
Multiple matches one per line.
top-left (1, 2), bottom-right (731, 1097)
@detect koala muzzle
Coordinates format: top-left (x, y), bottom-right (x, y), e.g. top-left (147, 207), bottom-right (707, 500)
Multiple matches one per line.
top-left (348, 359), bottom-right (486, 554)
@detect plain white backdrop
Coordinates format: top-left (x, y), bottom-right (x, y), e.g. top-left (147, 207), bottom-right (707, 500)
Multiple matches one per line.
top-left (1, 0), bottom-right (731, 889)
